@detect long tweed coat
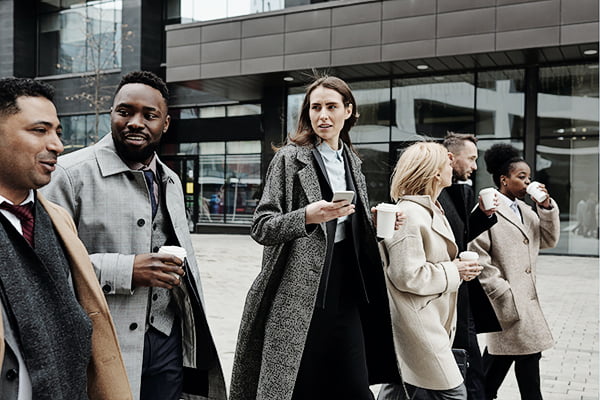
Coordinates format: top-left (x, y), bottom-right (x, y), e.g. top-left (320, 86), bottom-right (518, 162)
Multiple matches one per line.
top-left (42, 134), bottom-right (226, 400)
top-left (468, 198), bottom-right (560, 355)
top-left (229, 143), bottom-right (399, 400)
top-left (0, 194), bottom-right (132, 399)
top-left (379, 195), bottom-right (463, 391)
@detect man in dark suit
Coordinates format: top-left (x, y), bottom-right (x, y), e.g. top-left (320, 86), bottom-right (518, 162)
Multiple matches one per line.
top-left (439, 132), bottom-right (501, 400)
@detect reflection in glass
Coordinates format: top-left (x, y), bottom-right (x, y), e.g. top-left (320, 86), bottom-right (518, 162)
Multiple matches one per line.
top-left (350, 81), bottom-right (391, 143)
top-left (392, 74), bottom-right (475, 141)
top-left (38, 0), bottom-right (122, 76)
top-left (60, 113), bottom-right (110, 153)
top-left (177, 141), bottom-right (261, 225)
top-left (476, 69), bottom-right (525, 139)
top-left (173, 0), bottom-right (312, 23)
top-left (537, 64), bottom-right (599, 256)
top-left (355, 143), bottom-right (390, 207)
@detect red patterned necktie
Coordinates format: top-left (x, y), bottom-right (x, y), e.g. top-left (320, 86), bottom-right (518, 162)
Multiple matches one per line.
top-left (0, 202), bottom-right (35, 247)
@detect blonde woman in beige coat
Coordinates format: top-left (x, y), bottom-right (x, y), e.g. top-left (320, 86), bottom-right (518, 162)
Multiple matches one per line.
top-left (379, 142), bottom-right (483, 400)
top-left (468, 144), bottom-right (560, 400)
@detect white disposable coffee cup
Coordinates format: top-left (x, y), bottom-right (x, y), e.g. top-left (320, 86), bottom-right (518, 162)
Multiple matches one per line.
top-left (376, 203), bottom-right (399, 239)
top-left (459, 251), bottom-right (479, 261)
top-left (158, 246), bottom-right (187, 279)
top-left (526, 181), bottom-right (548, 203)
top-left (479, 187), bottom-right (497, 210)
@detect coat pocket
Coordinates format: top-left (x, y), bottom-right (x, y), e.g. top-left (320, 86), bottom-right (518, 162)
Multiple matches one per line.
top-left (489, 287), bottom-right (520, 329)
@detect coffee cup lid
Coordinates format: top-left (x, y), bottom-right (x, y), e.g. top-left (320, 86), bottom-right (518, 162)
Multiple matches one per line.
top-left (159, 245), bottom-right (187, 259)
top-left (459, 251), bottom-right (479, 260)
top-left (376, 203), bottom-right (399, 212)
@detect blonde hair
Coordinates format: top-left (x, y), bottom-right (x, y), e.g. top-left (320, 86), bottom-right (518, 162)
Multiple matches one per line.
top-left (390, 142), bottom-right (449, 201)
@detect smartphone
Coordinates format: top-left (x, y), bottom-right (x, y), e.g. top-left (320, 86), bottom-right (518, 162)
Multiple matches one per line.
top-left (331, 190), bottom-right (355, 203)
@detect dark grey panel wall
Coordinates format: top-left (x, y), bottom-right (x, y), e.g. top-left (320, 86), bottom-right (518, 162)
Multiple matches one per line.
top-left (0, 0), bottom-right (15, 77)
top-left (166, 0), bottom-right (599, 82)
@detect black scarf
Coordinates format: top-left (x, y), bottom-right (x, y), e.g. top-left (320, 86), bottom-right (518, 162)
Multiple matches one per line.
top-left (0, 200), bottom-right (92, 399)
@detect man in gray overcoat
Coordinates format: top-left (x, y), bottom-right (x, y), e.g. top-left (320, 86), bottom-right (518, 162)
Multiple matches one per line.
top-left (43, 71), bottom-right (226, 400)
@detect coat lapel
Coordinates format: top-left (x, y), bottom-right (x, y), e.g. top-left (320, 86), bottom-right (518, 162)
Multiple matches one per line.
top-left (296, 147), bottom-right (323, 204)
top-left (497, 202), bottom-right (530, 240)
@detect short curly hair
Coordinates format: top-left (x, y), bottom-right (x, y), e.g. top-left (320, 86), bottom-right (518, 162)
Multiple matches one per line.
top-left (483, 143), bottom-right (525, 187)
top-left (115, 71), bottom-right (169, 105)
top-left (0, 77), bottom-right (55, 118)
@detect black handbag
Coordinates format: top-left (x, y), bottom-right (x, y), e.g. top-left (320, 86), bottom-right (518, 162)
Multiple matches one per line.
top-left (452, 348), bottom-right (469, 379)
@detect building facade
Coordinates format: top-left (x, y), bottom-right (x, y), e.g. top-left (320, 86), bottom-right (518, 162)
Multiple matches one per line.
top-left (1, 0), bottom-right (598, 255)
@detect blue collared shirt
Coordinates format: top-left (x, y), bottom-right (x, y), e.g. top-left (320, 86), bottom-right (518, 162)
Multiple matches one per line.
top-left (499, 192), bottom-right (522, 222)
top-left (317, 141), bottom-right (348, 242)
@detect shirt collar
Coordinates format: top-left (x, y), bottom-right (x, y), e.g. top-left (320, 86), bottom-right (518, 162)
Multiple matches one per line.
top-left (499, 191), bottom-right (519, 211)
top-left (126, 154), bottom-right (158, 176)
top-left (0, 190), bottom-right (35, 206)
top-left (317, 140), bottom-right (344, 162)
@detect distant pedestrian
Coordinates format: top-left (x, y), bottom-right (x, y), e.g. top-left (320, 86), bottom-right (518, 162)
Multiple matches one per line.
top-left (379, 141), bottom-right (482, 400)
top-left (230, 75), bottom-right (403, 400)
top-left (469, 143), bottom-right (560, 400)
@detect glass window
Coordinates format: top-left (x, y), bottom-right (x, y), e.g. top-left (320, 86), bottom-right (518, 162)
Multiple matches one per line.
top-left (392, 73), bottom-right (475, 141)
top-left (355, 143), bottom-right (391, 207)
top-left (200, 106), bottom-right (226, 118)
top-left (350, 80), bottom-right (391, 144)
top-left (38, 0), bottom-right (122, 76)
top-left (60, 113), bottom-right (110, 153)
top-left (537, 64), bottom-right (599, 256)
top-left (476, 69), bottom-right (525, 139)
top-left (173, 0), bottom-right (286, 23)
top-left (227, 104), bottom-right (262, 117)
top-left (286, 87), bottom-right (304, 137)
top-left (177, 140), bottom-right (261, 225)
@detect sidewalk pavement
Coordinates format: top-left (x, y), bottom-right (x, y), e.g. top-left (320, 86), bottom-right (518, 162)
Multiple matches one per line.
top-left (191, 234), bottom-right (599, 399)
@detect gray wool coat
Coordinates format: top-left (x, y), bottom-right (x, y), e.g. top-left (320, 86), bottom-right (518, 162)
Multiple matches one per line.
top-left (229, 142), bottom-right (400, 400)
top-left (41, 134), bottom-right (226, 400)
top-left (468, 198), bottom-right (560, 355)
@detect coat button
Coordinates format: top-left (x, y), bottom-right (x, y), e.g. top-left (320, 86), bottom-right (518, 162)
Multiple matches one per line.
top-left (525, 269), bottom-right (531, 274)
top-left (102, 284), bottom-right (111, 293)
top-left (6, 369), bottom-right (17, 381)
top-left (523, 238), bottom-right (529, 244)
top-left (150, 316), bottom-right (155, 323)
top-left (129, 323), bottom-right (138, 330)
top-left (153, 246), bottom-right (159, 253)
top-left (152, 294), bottom-right (158, 301)
top-left (137, 219), bottom-right (145, 227)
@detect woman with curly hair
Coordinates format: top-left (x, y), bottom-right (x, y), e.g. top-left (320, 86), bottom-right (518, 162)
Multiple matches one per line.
top-left (468, 144), bottom-right (560, 400)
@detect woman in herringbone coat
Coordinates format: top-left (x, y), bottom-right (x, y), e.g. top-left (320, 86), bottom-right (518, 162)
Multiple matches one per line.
top-left (468, 144), bottom-right (560, 400)
top-left (229, 76), bottom-right (402, 400)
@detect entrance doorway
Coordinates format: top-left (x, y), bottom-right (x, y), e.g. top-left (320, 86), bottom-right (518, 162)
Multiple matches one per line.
top-left (161, 155), bottom-right (199, 232)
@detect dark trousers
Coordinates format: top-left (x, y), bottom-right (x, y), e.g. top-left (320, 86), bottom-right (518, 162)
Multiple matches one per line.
top-left (141, 323), bottom-right (184, 400)
top-left (464, 310), bottom-right (485, 400)
top-left (292, 241), bottom-right (373, 400)
top-left (292, 305), bottom-right (374, 400)
top-left (482, 348), bottom-right (542, 400)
